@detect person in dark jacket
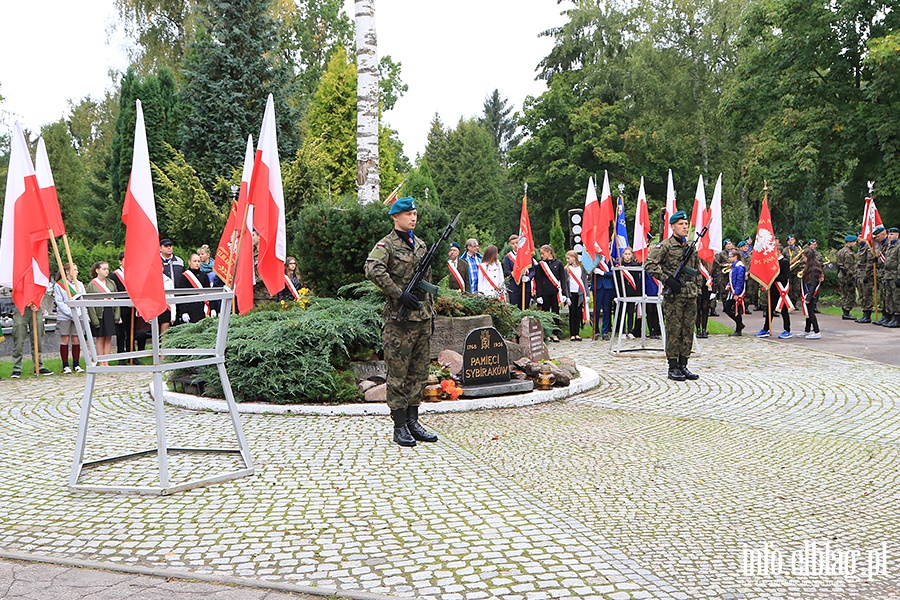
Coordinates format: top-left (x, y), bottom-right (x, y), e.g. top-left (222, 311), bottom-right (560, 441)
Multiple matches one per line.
top-left (534, 244), bottom-right (567, 342)
top-left (176, 253), bottom-right (210, 324)
top-left (756, 242), bottom-right (792, 338)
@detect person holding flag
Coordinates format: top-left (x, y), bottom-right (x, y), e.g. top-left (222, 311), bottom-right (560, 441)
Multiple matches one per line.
top-left (503, 234), bottom-right (532, 308)
top-left (756, 241), bottom-right (793, 339)
top-left (855, 226), bottom-right (885, 323)
top-left (511, 193), bottom-right (537, 309)
top-left (534, 244), bottom-right (567, 343)
top-left (645, 211), bottom-right (702, 381)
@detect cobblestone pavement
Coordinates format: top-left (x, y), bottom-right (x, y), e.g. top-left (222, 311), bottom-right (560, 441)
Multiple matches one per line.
top-left (1, 334), bottom-right (900, 599)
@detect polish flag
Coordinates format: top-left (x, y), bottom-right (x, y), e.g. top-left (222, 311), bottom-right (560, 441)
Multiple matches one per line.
top-left (750, 196), bottom-right (780, 289)
top-left (512, 194), bottom-right (535, 284)
top-left (250, 94), bottom-right (286, 295)
top-left (234, 136), bottom-right (256, 314)
top-left (0, 123), bottom-right (51, 314)
top-left (35, 138), bottom-right (66, 237)
top-left (862, 196), bottom-right (883, 247)
top-left (633, 176), bottom-right (651, 262)
top-left (597, 171), bottom-right (613, 261)
top-left (691, 175), bottom-right (706, 236)
top-left (121, 100), bottom-right (168, 320)
top-left (699, 174), bottom-right (723, 263)
top-left (663, 169), bottom-right (677, 240)
top-left (581, 176), bottom-right (600, 261)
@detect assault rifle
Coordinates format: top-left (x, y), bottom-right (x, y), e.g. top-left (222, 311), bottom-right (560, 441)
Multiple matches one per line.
top-left (663, 225), bottom-right (709, 297)
top-left (393, 212), bottom-right (461, 321)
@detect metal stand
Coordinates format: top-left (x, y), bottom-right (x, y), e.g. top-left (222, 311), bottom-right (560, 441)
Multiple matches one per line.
top-left (67, 288), bottom-right (254, 495)
top-left (610, 266), bottom-right (664, 353)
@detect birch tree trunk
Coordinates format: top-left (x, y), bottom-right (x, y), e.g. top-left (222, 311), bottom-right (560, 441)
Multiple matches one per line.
top-left (355, 0), bottom-right (380, 204)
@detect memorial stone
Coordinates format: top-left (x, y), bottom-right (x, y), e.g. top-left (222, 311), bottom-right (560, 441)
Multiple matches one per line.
top-left (461, 327), bottom-right (511, 385)
top-left (516, 316), bottom-right (550, 361)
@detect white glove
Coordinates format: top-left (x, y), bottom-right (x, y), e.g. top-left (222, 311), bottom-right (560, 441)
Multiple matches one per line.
top-left (709, 293), bottom-right (717, 300)
top-left (593, 268), bottom-right (604, 275)
top-left (562, 296), bottom-right (571, 306)
top-left (521, 275), bottom-right (530, 283)
top-left (536, 297), bottom-right (544, 306)
top-left (210, 309), bottom-right (217, 318)
top-left (182, 313), bottom-right (190, 323)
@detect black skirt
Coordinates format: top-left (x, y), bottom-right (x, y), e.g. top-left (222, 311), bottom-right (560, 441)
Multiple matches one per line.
top-left (92, 306), bottom-right (117, 338)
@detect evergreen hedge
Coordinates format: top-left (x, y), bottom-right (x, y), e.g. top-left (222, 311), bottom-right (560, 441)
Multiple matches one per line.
top-left (292, 200), bottom-right (452, 297)
top-left (164, 296), bottom-right (383, 404)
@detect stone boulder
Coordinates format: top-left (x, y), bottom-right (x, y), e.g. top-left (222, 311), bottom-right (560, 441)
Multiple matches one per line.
top-left (431, 315), bottom-right (492, 359)
top-left (364, 383), bottom-right (386, 402)
top-left (437, 349), bottom-right (464, 377)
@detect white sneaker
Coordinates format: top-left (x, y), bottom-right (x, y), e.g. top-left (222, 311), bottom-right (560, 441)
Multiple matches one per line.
top-left (626, 333), bottom-right (635, 339)
top-left (62, 366), bottom-right (72, 374)
top-left (795, 332), bottom-right (806, 338)
top-left (74, 365), bottom-right (84, 373)
top-left (806, 332), bottom-right (821, 339)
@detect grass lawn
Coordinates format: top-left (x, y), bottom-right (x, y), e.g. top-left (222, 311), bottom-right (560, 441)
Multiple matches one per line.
top-left (0, 357), bottom-right (85, 379)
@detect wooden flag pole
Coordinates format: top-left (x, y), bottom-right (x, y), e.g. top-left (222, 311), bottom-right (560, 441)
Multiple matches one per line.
top-left (61, 234), bottom-right (75, 278)
top-left (47, 229), bottom-right (70, 297)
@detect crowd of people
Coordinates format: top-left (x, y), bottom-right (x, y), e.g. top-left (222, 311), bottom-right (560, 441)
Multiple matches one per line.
top-left (2, 233), bottom-right (309, 378)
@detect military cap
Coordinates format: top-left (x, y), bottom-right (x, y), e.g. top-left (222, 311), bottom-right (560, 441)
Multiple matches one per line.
top-left (669, 210), bottom-right (688, 224)
top-left (786, 233), bottom-right (795, 240)
top-left (450, 242), bottom-right (460, 250)
top-left (723, 238), bottom-right (731, 244)
top-left (844, 235), bottom-right (858, 243)
top-left (388, 196), bottom-right (416, 215)
top-left (874, 225), bottom-right (886, 235)
top-left (737, 240), bottom-right (749, 248)
top-left (808, 238), bottom-right (817, 243)
top-left (889, 227), bottom-right (899, 233)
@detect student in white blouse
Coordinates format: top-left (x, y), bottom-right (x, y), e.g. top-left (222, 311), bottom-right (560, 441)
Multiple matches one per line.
top-left (477, 245), bottom-right (506, 301)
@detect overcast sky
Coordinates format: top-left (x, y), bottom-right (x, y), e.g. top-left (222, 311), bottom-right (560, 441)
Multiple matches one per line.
top-left (0, 0), bottom-right (567, 159)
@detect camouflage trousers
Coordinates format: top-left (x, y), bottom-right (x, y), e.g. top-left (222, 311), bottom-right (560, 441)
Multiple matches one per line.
top-left (857, 276), bottom-right (874, 311)
top-left (383, 320), bottom-right (431, 411)
top-left (663, 295), bottom-right (696, 360)
top-left (838, 278), bottom-right (856, 312)
top-left (881, 273), bottom-right (897, 314)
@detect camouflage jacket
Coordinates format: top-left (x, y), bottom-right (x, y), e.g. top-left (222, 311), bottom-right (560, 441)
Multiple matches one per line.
top-left (644, 235), bottom-right (701, 298)
top-left (856, 242), bottom-right (874, 279)
top-left (884, 241), bottom-right (899, 276)
top-left (365, 229), bottom-right (434, 322)
top-left (835, 246), bottom-right (856, 282)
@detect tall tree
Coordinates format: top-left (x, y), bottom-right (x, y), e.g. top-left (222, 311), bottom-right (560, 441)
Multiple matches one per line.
top-left (285, 0), bottom-right (354, 104)
top-left (479, 89), bottom-right (522, 163)
top-left (355, 0), bottom-right (380, 204)
top-left (180, 0), bottom-right (299, 197)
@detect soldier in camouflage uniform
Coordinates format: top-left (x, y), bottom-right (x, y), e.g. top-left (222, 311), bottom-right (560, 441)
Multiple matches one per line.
top-left (878, 227), bottom-right (898, 327)
top-left (365, 197), bottom-right (438, 447)
top-left (645, 211), bottom-right (701, 382)
top-left (783, 235), bottom-right (803, 309)
top-left (835, 235), bottom-right (858, 320)
top-left (885, 228), bottom-right (900, 328)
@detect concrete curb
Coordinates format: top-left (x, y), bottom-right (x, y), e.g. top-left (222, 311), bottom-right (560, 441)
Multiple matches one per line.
top-left (0, 550), bottom-right (405, 600)
top-left (162, 366), bottom-right (601, 416)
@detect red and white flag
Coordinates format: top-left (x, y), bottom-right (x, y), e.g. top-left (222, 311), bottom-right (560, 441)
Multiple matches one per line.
top-left (512, 194), bottom-right (535, 284)
top-left (234, 136), bottom-right (256, 314)
top-left (34, 137), bottom-right (66, 237)
top-left (690, 174), bottom-right (706, 236)
top-left (582, 176), bottom-right (600, 261)
top-left (0, 123), bottom-right (51, 314)
top-left (749, 196), bottom-right (780, 289)
top-left (597, 171), bottom-right (613, 261)
top-left (698, 174), bottom-right (723, 263)
top-left (663, 169), bottom-right (677, 240)
top-left (633, 176), bottom-right (651, 262)
top-left (862, 196), bottom-right (883, 247)
top-left (250, 94), bottom-right (286, 295)
top-left (121, 100), bottom-right (168, 320)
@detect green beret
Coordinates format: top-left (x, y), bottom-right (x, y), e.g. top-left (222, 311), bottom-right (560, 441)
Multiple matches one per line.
top-left (388, 196), bottom-right (416, 215)
top-left (450, 242), bottom-right (460, 249)
top-left (786, 233), bottom-right (795, 240)
top-left (808, 238), bottom-right (816, 243)
top-left (723, 238), bottom-right (732, 244)
top-left (889, 227), bottom-right (899, 233)
top-left (844, 235), bottom-right (857, 243)
top-left (874, 225), bottom-right (886, 235)
top-left (669, 210), bottom-right (688, 224)
top-left (737, 240), bottom-right (748, 248)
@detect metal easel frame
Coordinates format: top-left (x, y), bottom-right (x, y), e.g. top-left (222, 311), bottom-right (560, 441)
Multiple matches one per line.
top-left (67, 287), bottom-right (254, 495)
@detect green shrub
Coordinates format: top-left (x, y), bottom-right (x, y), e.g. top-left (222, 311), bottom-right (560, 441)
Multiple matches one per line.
top-left (163, 296), bottom-right (383, 404)
top-left (433, 290), bottom-right (557, 340)
top-left (292, 199), bottom-right (452, 297)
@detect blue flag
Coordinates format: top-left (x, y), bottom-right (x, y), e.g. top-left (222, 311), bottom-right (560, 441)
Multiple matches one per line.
top-left (611, 196), bottom-right (630, 262)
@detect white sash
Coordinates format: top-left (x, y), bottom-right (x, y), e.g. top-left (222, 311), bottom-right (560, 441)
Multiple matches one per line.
top-left (775, 281), bottom-right (794, 311)
top-left (566, 266), bottom-right (589, 321)
top-left (447, 260), bottom-right (466, 290)
top-left (183, 271), bottom-right (211, 316)
top-left (114, 267), bottom-right (126, 290)
top-left (283, 273), bottom-right (300, 300)
top-left (91, 277), bottom-right (113, 295)
top-left (539, 260), bottom-right (563, 303)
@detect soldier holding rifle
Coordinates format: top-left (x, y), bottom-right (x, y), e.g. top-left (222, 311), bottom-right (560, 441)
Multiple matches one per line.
top-left (365, 197), bottom-right (457, 447)
top-left (645, 211), bottom-right (704, 382)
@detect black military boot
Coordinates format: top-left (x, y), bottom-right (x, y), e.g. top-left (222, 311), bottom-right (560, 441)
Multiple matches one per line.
top-left (887, 315), bottom-right (900, 328)
top-left (873, 313), bottom-right (887, 325)
top-left (842, 309), bottom-right (854, 320)
top-left (406, 405), bottom-right (438, 442)
top-left (679, 356), bottom-right (700, 380)
top-left (856, 311), bottom-right (872, 323)
top-left (667, 358), bottom-right (686, 382)
top-left (391, 409), bottom-right (416, 447)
